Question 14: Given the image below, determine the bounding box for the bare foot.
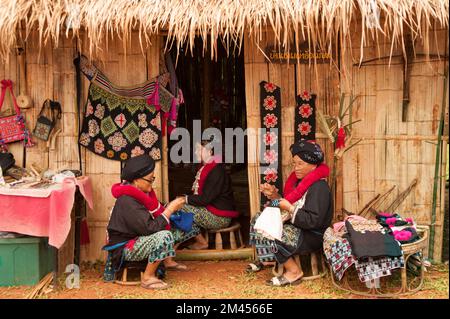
[141,278,169,290]
[165,263,188,271]
[283,271,304,283]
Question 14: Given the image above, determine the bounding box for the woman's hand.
[164,197,186,217]
[278,198,294,213]
[260,183,280,199]
[171,197,186,211]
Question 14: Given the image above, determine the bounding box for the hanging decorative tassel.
[336,119,345,149]
[336,126,346,149]
[147,82,160,107]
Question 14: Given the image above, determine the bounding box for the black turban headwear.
[289,140,324,165]
[121,155,155,182]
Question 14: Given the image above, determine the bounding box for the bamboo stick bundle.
[26,273,53,299]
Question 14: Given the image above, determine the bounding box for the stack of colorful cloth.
[376,212,420,244]
[324,214,413,283]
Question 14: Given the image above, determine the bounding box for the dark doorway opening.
[168,38,250,245]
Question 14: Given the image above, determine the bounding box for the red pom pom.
[336,127,346,149]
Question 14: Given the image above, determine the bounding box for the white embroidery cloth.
[254,207,283,241]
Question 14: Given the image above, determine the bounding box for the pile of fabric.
[323,213,421,283]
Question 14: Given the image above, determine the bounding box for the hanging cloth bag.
[33,99,62,141]
[0,80,32,148]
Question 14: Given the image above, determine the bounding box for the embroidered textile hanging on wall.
[259,81,282,207]
[295,90,316,142]
[78,56,173,161]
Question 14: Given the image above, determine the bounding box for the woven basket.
[401,225,429,255]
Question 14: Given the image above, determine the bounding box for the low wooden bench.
[114,261,146,286]
[272,251,327,280]
[204,221,244,250]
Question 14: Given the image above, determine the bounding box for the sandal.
[246,261,267,273]
[165,263,188,271]
[265,275,303,287]
[141,279,169,290]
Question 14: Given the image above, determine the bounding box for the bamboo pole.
[429,68,448,262]
[174,248,254,261]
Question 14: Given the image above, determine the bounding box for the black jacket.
[105,195,168,270]
[291,179,333,254]
[187,163,237,216]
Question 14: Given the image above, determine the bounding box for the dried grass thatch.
[0,0,448,62]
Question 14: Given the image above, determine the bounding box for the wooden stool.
[115,261,146,286]
[272,251,327,280]
[205,222,244,250]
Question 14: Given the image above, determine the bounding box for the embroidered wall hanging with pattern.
[259,81,282,208]
[78,56,173,161]
[295,90,316,142]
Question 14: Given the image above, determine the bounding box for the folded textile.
[332,215,367,233]
[254,207,283,241]
[393,227,420,244]
[376,212,419,244]
[355,256,404,282]
[377,212,416,227]
[345,219,403,258]
[170,211,194,233]
[323,227,356,281]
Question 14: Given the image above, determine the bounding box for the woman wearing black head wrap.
[248,140,333,287]
[104,155,200,289]
[174,137,239,250]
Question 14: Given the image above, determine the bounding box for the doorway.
[167,38,250,245]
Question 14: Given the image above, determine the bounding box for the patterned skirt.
[249,211,301,264]
[123,230,176,264]
[170,224,201,245]
[180,204,231,231]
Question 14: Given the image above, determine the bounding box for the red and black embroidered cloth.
[259,81,283,207]
[78,56,173,161]
[295,90,316,141]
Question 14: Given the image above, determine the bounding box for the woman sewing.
[104,155,199,289]
[248,140,333,287]
[176,138,239,249]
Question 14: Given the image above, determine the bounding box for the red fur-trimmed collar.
[283,163,330,204]
[111,183,160,211]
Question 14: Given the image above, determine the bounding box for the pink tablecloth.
[0,177,93,249]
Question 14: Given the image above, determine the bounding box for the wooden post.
[202,55,210,130]
[162,121,169,203]
[230,231,237,249]
[244,32,268,217]
[215,232,223,250]
[311,252,319,276]
[147,36,165,200]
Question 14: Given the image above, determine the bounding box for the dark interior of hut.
[167,38,251,246]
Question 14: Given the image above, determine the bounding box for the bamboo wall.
[245,25,449,261]
[340,23,449,261]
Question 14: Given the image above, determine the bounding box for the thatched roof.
[0,0,448,62]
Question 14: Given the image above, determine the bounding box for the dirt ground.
[0,260,448,299]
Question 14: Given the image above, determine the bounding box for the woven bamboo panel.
[340,24,449,261]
